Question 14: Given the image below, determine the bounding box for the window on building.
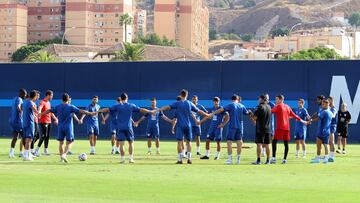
[100,38,103,43]
[37,16,42,20]
[115,13,119,17]
[115,38,118,42]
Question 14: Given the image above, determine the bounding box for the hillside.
[136,0,360,37]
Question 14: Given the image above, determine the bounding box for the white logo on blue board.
[330,76,360,124]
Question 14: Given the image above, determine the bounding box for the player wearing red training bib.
[271,95,307,164]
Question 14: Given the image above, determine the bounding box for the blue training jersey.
[209,106,227,129]
[109,102,140,131]
[85,103,100,127]
[22,100,35,128]
[170,100,199,128]
[51,104,80,130]
[295,107,309,134]
[144,107,164,128]
[9,97,23,126]
[269,101,275,133]
[329,107,338,126]
[316,109,332,136]
[223,102,249,130]
[109,107,117,127]
[190,104,207,127]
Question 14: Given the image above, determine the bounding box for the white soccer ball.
[78,153,87,161]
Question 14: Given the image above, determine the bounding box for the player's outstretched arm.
[103,113,110,121]
[73,114,82,124]
[157,106,171,112]
[39,109,51,117]
[98,108,110,113]
[199,116,209,125]
[218,113,229,128]
[140,108,154,114]
[134,116,146,127]
[79,109,96,116]
[211,108,224,116]
[197,110,210,118]
[161,114,173,124]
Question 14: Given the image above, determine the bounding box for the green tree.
[11,38,67,62]
[111,43,145,61]
[209,29,217,41]
[134,33,176,46]
[271,27,289,38]
[286,47,346,60]
[25,50,60,63]
[349,12,360,28]
[119,13,134,43]
[240,34,253,42]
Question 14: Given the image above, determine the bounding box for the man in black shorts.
[250,95,272,165]
[336,103,351,154]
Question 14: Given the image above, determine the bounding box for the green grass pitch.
[0,138,359,203]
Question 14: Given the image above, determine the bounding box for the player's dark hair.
[231,94,239,101]
[322,99,329,104]
[276,95,284,100]
[45,90,53,97]
[180,89,188,98]
[116,97,121,102]
[19,88,27,99]
[192,95,198,99]
[317,95,325,100]
[298,98,305,103]
[93,95,99,99]
[327,96,333,101]
[259,95,266,101]
[150,98,156,101]
[62,93,70,102]
[176,96,181,101]
[120,93,128,101]
[29,90,37,99]
[213,97,220,102]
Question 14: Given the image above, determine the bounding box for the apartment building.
[154,0,209,58]
[27,0,65,44]
[65,0,133,47]
[134,8,146,37]
[274,27,360,58]
[0,0,27,62]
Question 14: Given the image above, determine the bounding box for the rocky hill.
[136,0,360,36]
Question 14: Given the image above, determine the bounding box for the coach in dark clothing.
[250,95,272,165]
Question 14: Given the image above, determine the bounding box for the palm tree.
[111,43,145,61]
[25,50,60,63]
[119,13,133,43]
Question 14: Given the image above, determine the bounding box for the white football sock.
[330,152,335,158]
[9,148,14,154]
[228,155,232,160]
[205,150,210,157]
[196,146,200,153]
[303,150,306,156]
[215,151,220,157]
[148,147,151,152]
[178,153,183,161]
[129,154,134,160]
[296,150,299,156]
[187,152,192,160]
[24,150,28,158]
